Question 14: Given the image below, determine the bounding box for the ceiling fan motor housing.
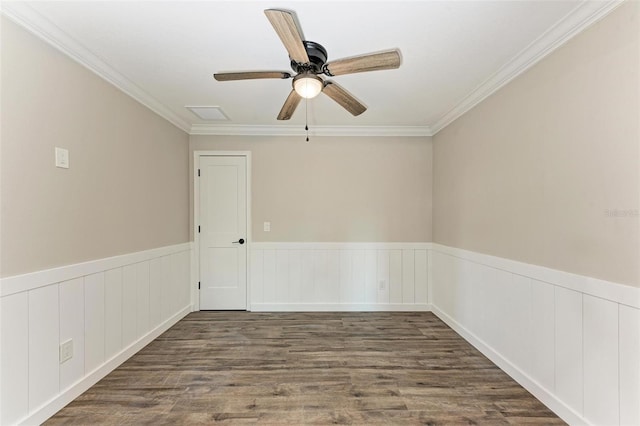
[291,41,328,73]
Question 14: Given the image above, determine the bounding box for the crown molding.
[430,0,624,135]
[190,124,433,137]
[1,2,192,134]
[1,3,429,138]
[2,0,623,138]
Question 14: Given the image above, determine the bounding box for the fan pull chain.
[305,96,310,142]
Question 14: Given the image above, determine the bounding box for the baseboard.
[19,305,191,426]
[250,303,431,312]
[430,304,586,426]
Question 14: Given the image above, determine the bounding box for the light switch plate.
[55,147,69,169]
[263,222,271,232]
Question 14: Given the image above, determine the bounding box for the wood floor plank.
[46,312,564,425]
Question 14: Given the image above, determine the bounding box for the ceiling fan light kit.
[293,74,323,99]
[213,8,401,121]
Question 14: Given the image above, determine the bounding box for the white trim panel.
[23,306,190,426]
[431,305,585,426]
[249,243,429,311]
[252,242,430,251]
[431,243,639,309]
[1,242,191,297]
[430,244,640,426]
[253,242,638,308]
[0,245,192,425]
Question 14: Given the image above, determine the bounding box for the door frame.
[193,151,252,311]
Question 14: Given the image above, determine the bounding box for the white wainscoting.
[249,243,429,311]
[429,244,640,426]
[2,240,637,426]
[0,243,192,426]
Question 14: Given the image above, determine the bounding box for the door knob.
[232,238,245,245]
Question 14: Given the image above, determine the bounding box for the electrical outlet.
[59,339,73,364]
[379,280,387,290]
[263,221,271,232]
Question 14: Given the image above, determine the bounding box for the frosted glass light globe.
[293,74,323,99]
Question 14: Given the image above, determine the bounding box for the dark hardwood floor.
[46,312,564,425]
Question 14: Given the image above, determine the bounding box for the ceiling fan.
[213,9,401,120]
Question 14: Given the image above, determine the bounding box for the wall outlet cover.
[59,339,73,364]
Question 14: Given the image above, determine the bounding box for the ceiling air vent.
[186,106,229,120]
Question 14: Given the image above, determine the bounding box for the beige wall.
[190,135,432,242]
[1,18,190,277]
[433,2,639,287]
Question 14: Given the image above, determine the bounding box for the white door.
[199,156,247,310]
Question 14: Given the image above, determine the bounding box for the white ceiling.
[2,1,621,136]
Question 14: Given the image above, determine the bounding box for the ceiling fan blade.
[323,49,401,76]
[264,9,309,64]
[214,71,291,81]
[322,81,367,116]
[277,90,302,120]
